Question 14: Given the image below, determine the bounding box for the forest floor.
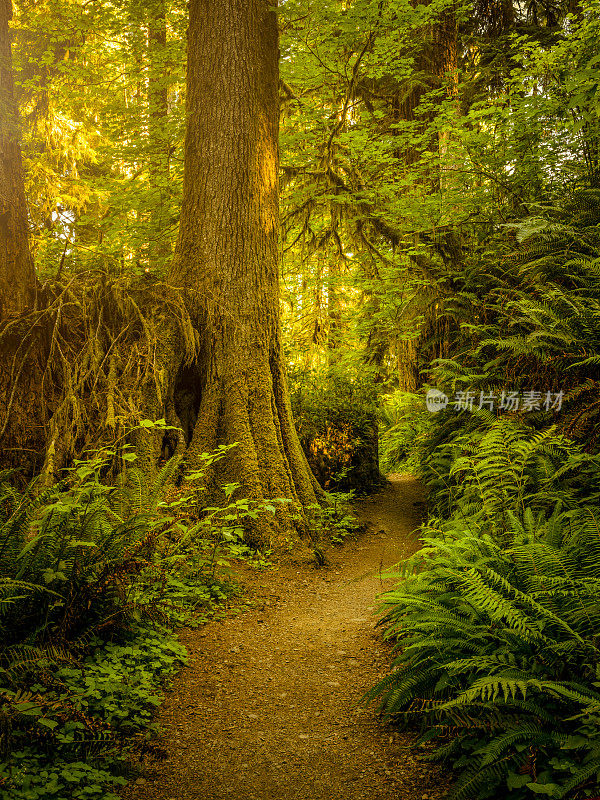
[121,474,451,800]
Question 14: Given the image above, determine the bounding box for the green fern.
[369,420,600,799]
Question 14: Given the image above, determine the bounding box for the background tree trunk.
[170,0,321,529]
[147,0,171,271]
[0,0,34,318]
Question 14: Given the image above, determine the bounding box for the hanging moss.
[0,273,197,482]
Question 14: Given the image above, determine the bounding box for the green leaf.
[38,718,59,730]
[507,773,531,789]
[526,782,562,797]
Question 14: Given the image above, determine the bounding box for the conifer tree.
[0,0,34,318]
[170,0,321,520]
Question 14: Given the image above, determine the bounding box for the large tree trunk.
[169,0,321,529]
[0,0,34,318]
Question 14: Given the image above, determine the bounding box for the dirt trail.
[123,475,449,800]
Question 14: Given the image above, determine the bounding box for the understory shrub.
[424,189,600,451]
[306,490,360,546]
[0,434,258,799]
[379,391,430,474]
[289,366,383,493]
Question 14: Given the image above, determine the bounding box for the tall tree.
[170,0,321,519]
[147,0,171,271]
[0,0,34,317]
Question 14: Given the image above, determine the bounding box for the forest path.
[122,475,450,800]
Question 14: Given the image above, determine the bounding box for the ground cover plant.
[0,435,271,800]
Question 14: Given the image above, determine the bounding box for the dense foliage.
[0,438,268,799]
[3,0,600,796]
[289,366,383,492]
[369,418,600,799]
[368,149,600,799]
[364,6,600,793]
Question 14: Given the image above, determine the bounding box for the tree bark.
[147,0,171,271]
[170,0,321,529]
[0,0,34,318]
